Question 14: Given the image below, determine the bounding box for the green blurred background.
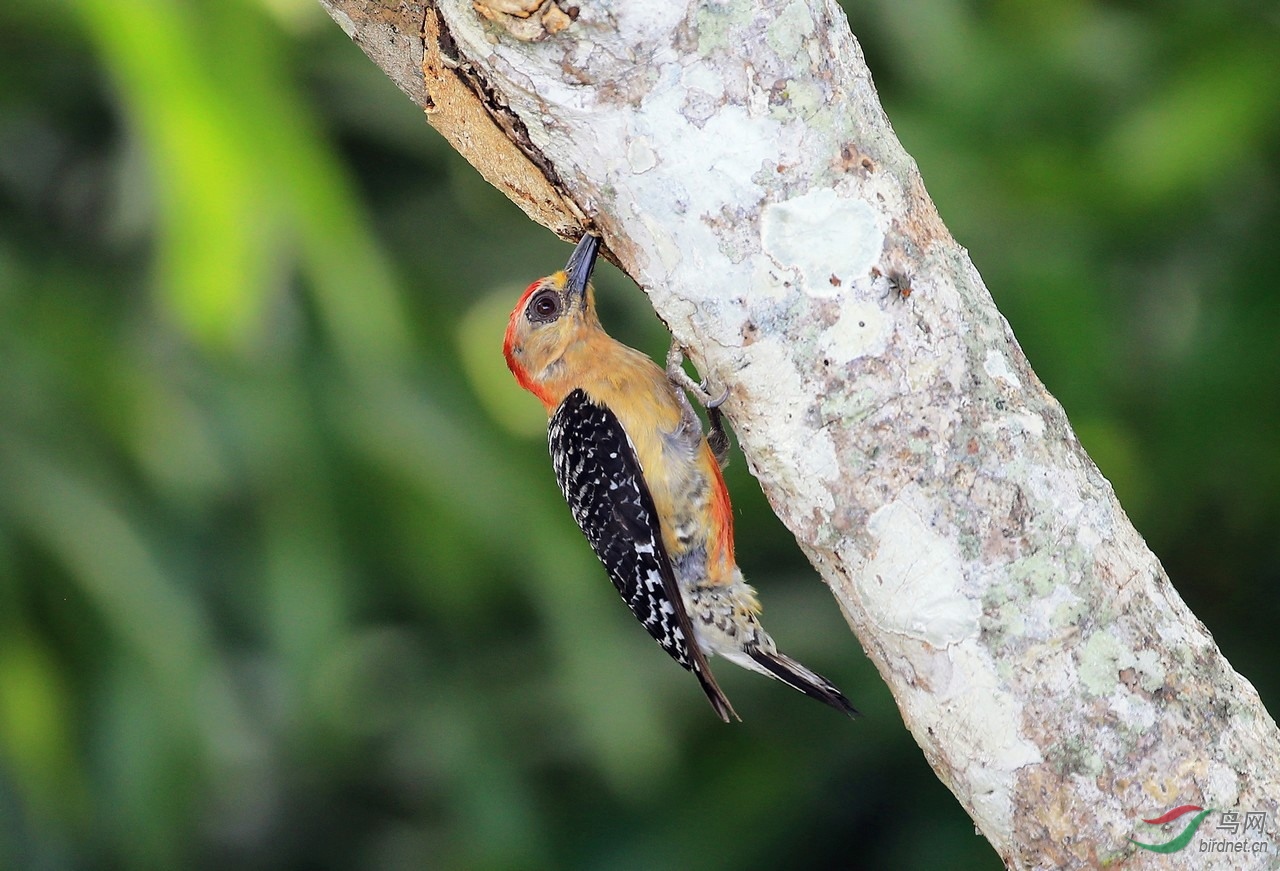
[1,0,1277,868]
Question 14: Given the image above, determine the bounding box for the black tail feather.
[694,661,740,723]
[747,648,860,718]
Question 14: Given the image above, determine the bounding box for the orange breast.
[576,340,737,585]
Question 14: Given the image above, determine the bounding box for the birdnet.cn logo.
[1128,804,1271,855]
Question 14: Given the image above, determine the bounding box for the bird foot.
[667,340,731,468]
[666,341,728,408]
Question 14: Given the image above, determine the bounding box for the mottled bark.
[319,1,1280,866]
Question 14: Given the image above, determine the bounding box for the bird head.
[504,234,601,408]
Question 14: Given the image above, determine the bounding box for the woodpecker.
[503,233,858,722]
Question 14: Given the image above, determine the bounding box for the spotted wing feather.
[548,389,737,722]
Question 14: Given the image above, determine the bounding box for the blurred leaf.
[77,0,279,353]
[0,630,85,828]
[1103,48,1280,204]
[78,0,411,371]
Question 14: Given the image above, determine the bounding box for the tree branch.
[319,0,1280,866]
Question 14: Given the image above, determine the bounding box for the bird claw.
[704,384,729,409]
[666,341,729,409]
[667,340,731,469]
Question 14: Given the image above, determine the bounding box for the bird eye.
[527,289,562,324]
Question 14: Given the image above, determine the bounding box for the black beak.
[563,233,601,303]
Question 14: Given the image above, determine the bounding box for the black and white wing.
[548,388,737,722]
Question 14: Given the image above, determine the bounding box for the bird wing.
[548,388,737,722]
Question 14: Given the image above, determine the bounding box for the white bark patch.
[984,411,1046,440]
[626,137,657,174]
[822,300,891,363]
[861,499,1040,838]
[749,257,797,302]
[1133,647,1167,692]
[983,348,1021,389]
[946,646,1043,835]
[1206,764,1241,809]
[739,339,838,512]
[760,189,882,298]
[1108,689,1157,732]
[864,498,978,645]
[328,7,357,38]
[637,212,683,278]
